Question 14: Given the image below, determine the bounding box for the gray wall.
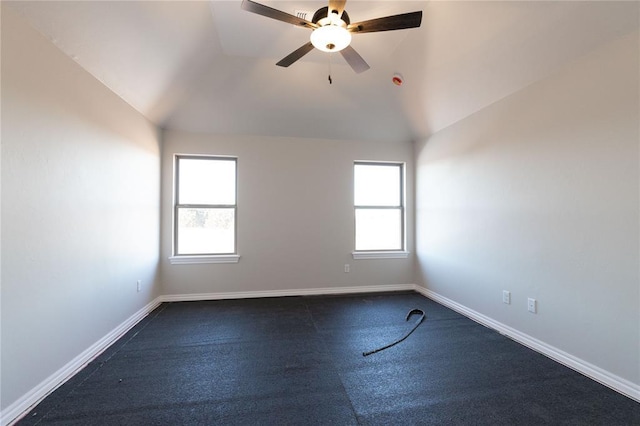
[161,131,414,296]
[1,6,162,411]
[415,31,639,387]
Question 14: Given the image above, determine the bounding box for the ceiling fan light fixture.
[242,0,423,73]
[310,24,351,52]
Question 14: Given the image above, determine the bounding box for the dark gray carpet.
[18,292,640,425]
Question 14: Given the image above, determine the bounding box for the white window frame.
[352,161,409,260]
[169,155,240,265]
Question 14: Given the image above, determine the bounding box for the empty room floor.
[18,292,640,425]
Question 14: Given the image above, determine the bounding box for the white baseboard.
[2,284,414,425]
[414,285,640,403]
[6,283,636,426]
[160,283,416,302]
[1,298,163,426]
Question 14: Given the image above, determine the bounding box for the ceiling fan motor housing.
[312,6,350,25]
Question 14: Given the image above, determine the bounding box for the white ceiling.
[5,1,639,142]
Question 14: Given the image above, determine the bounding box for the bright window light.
[175,156,237,255]
[354,162,404,251]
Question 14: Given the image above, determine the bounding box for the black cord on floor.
[363,309,425,356]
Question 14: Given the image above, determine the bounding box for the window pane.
[354,164,400,206]
[177,208,235,254]
[355,209,402,251]
[178,158,236,205]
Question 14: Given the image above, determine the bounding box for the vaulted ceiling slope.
[6,1,639,142]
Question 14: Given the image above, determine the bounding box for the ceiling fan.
[241,0,423,73]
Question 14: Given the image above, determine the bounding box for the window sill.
[352,251,410,260]
[168,255,240,265]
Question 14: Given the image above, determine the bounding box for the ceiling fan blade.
[340,45,370,74]
[328,0,347,18]
[348,11,422,34]
[276,42,315,67]
[241,0,317,29]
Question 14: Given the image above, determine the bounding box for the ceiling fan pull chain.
[328,54,333,84]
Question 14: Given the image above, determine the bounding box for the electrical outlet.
[344,264,350,273]
[502,290,511,304]
[528,298,537,313]
[137,280,141,292]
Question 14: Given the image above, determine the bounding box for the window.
[173,156,237,259]
[354,162,405,253]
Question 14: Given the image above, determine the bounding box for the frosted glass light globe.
[310,25,351,52]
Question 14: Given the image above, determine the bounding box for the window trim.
[353,161,406,254]
[168,254,240,265]
[351,251,409,260]
[173,154,238,258]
